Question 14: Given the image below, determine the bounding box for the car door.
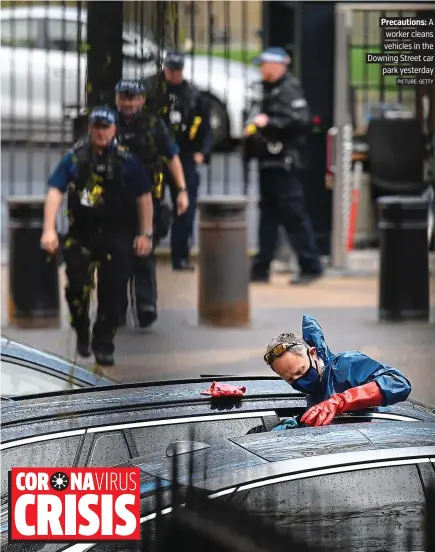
[77,410,280,469]
[46,450,435,552]
[231,459,430,551]
[0,432,84,543]
[0,15,47,133]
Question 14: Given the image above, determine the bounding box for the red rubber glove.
[201,382,246,398]
[300,381,384,427]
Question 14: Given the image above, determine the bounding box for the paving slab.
[1,261,435,408]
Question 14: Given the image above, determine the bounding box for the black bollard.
[197,196,250,327]
[8,196,60,329]
[377,196,430,322]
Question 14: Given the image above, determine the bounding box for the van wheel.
[207,94,230,150]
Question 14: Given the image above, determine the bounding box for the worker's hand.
[134,235,152,257]
[193,153,204,165]
[254,113,269,128]
[301,396,343,426]
[40,229,59,255]
[300,382,384,427]
[177,189,189,215]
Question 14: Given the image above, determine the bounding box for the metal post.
[197,197,250,327]
[7,197,60,329]
[73,114,89,142]
[331,5,352,270]
[87,2,123,109]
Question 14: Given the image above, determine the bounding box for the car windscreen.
[1,359,81,397]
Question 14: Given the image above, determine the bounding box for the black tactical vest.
[167,82,201,146]
[144,74,200,145]
[117,112,162,180]
[67,137,134,233]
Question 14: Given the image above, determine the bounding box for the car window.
[131,417,264,457]
[45,19,87,52]
[1,436,81,499]
[1,18,42,48]
[0,359,81,396]
[87,432,131,467]
[237,463,427,550]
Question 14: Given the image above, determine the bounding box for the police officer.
[115,79,189,328]
[40,106,154,366]
[144,50,213,271]
[245,47,323,285]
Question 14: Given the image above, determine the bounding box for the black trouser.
[169,156,199,266]
[252,166,322,276]
[120,238,158,317]
[64,230,133,354]
[120,199,160,318]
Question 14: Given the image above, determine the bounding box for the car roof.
[133,422,435,494]
[2,375,435,439]
[0,376,302,424]
[1,336,113,388]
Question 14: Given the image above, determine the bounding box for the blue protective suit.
[301,314,412,409]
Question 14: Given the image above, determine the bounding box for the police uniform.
[115,79,180,327]
[48,107,152,365]
[143,51,213,271]
[246,48,323,285]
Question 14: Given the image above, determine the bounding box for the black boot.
[94,350,115,367]
[137,304,157,328]
[250,264,270,283]
[173,260,195,272]
[76,330,91,358]
[290,271,323,285]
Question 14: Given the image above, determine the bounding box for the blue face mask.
[291,350,321,395]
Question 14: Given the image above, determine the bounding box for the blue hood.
[301,314,335,364]
[299,314,411,409]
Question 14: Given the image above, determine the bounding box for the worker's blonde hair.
[265,333,308,357]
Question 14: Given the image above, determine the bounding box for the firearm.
[242,135,253,194]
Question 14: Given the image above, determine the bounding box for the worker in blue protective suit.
[264,314,412,428]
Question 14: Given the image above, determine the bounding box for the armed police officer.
[144,50,212,271]
[245,47,323,285]
[41,107,154,366]
[115,79,189,328]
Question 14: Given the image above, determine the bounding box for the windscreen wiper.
[200,374,234,378]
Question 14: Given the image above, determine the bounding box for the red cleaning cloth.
[201,381,246,398]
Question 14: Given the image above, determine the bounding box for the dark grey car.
[80,422,435,552]
[2,378,435,551]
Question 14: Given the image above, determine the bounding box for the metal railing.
[0,0,261,248]
[330,2,435,270]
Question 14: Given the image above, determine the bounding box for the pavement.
[2,253,435,408]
